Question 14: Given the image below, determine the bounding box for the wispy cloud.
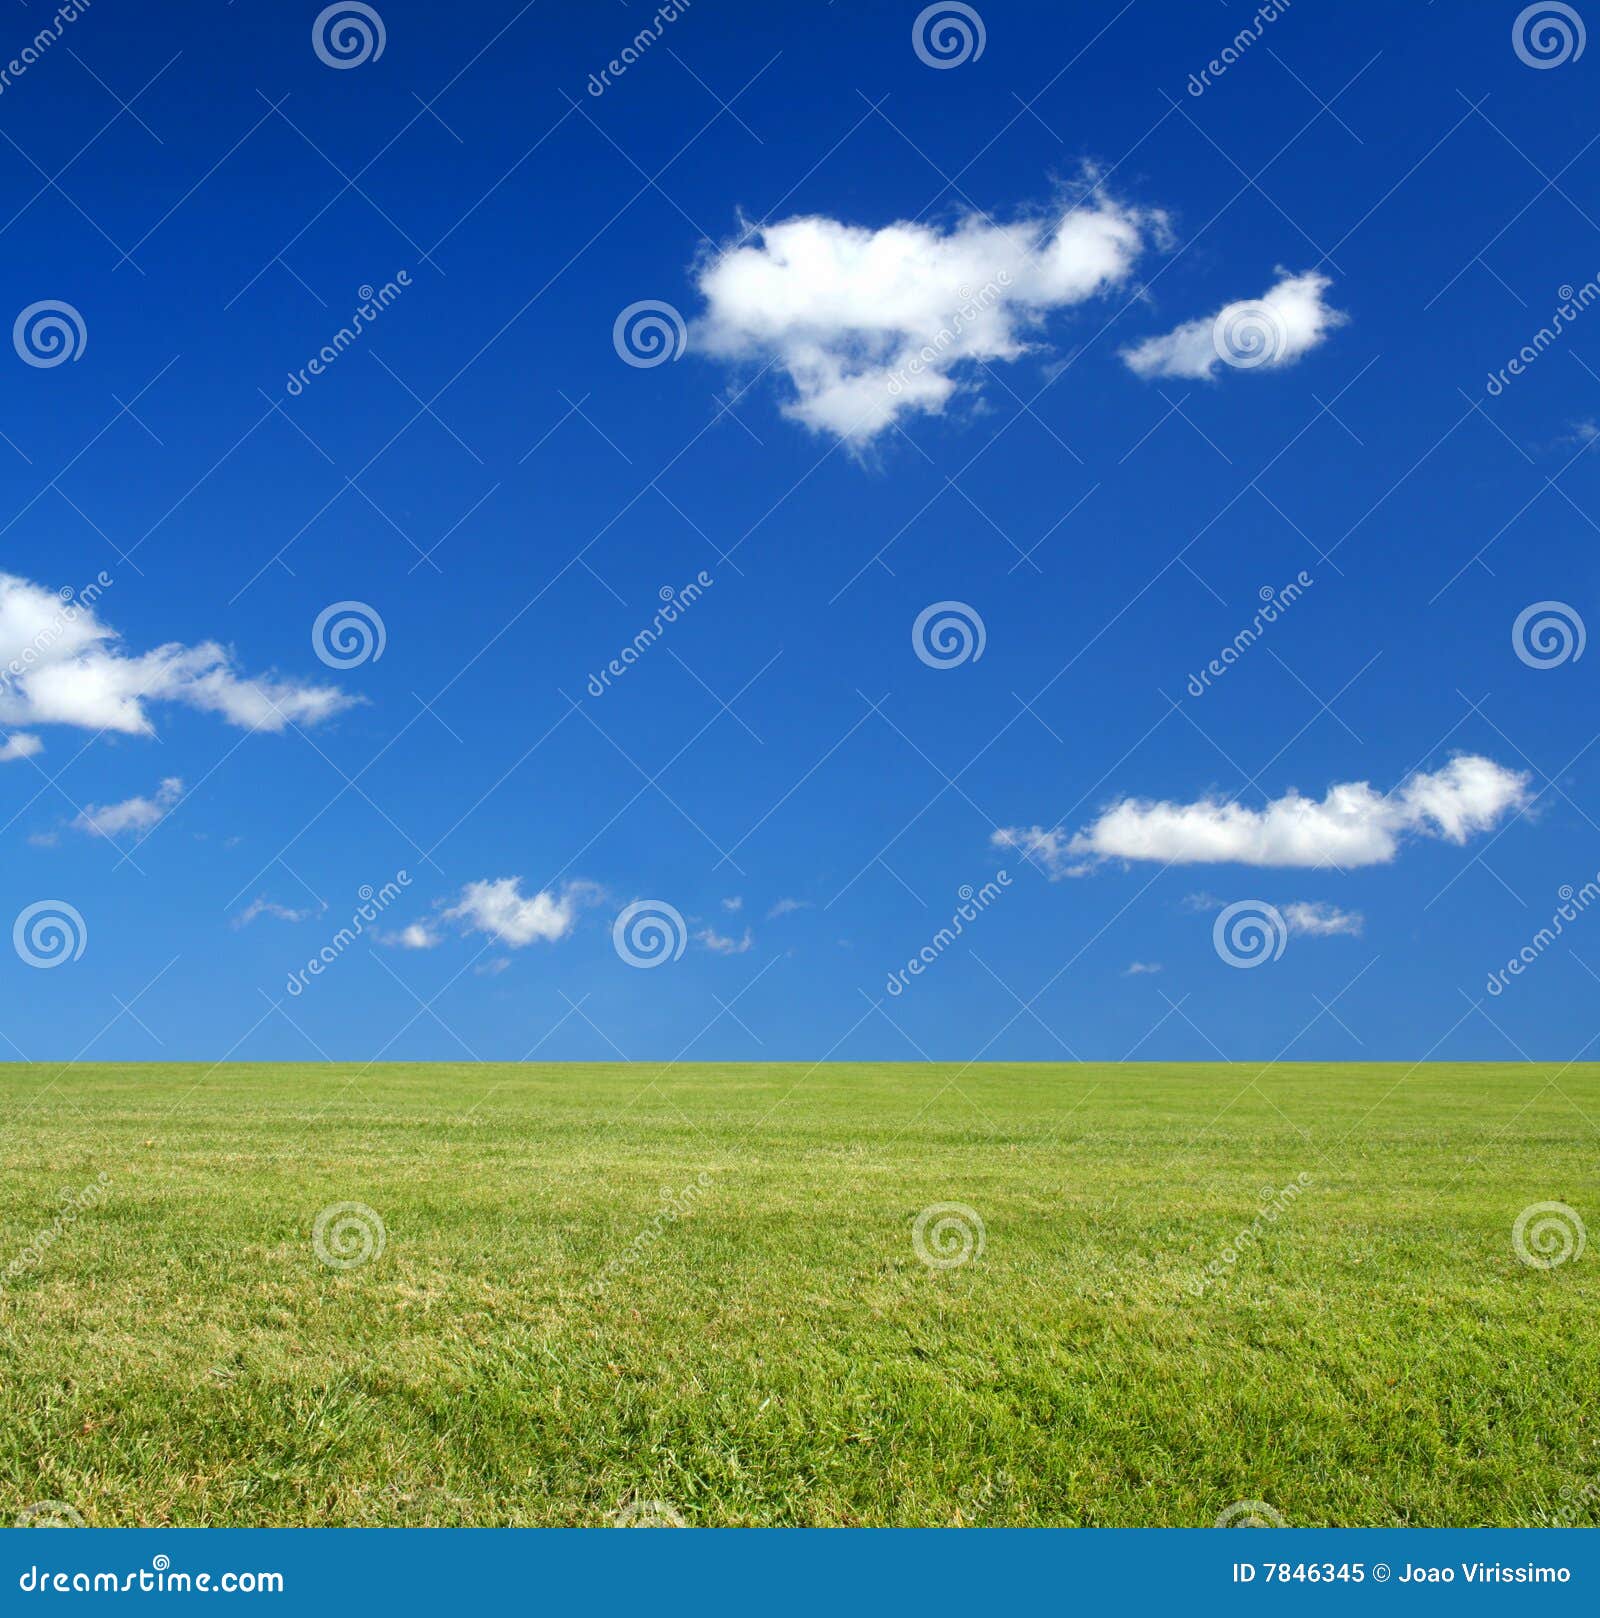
[1282,901,1364,937]
[697,925,754,956]
[73,776,183,839]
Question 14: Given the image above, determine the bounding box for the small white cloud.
[0,732,41,762]
[721,896,744,912]
[0,572,352,740]
[697,925,753,956]
[73,776,182,839]
[996,755,1529,873]
[1121,269,1346,380]
[1124,961,1163,976]
[442,877,599,948]
[377,922,442,950]
[27,830,57,848]
[767,897,811,919]
[1281,901,1363,937]
[696,187,1163,443]
[474,957,511,976]
[234,895,324,928]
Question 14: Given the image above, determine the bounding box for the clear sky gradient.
[2,0,1596,1064]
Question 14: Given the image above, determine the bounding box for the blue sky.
[2,0,1598,1064]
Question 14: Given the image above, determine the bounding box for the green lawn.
[0,1062,1595,1527]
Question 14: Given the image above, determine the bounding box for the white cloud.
[0,732,41,762]
[721,896,744,912]
[1282,901,1363,937]
[73,776,182,838]
[767,897,810,919]
[234,895,323,927]
[996,755,1529,873]
[1124,961,1163,976]
[1121,270,1346,380]
[0,572,352,744]
[377,922,441,950]
[442,877,598,948]
[695,189,1162,443]
[697,925,753,956]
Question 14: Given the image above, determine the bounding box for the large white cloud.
[694,191,1162,442]
[1120,269,1346,380]
[0,572,351,748]
[996,756,1529,874]
[442,877,600,948]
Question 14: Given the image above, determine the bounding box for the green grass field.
[0,1062,1595,1528]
